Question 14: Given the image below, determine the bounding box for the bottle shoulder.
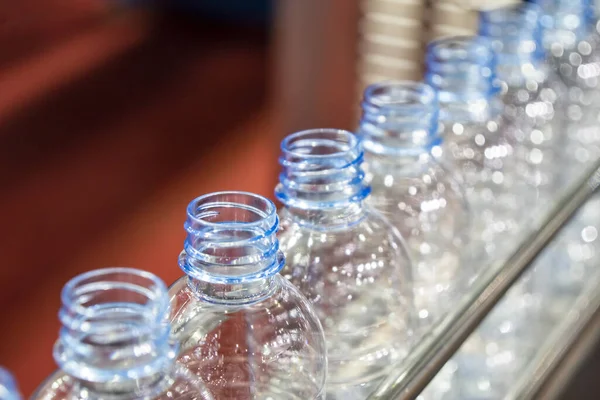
[364,158,465,199]
[170,275,318,312]
[32,371,71,400]
[167,276,327,399]
[168,275,325,343]
[277,208,412,279]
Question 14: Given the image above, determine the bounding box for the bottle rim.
[426,35,496,67]
[60,267,169,325]
[361,80,437,113]
[280,128,360,160]
[55,267,175,384]
[186,191,278,231]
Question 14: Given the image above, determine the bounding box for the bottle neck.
[426,36,502,121]
[180,192,284,304]
[54,268,176,398]
[275,129,371,229]
[358,81,441,162]
[480,4,548,88]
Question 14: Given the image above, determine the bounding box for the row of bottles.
[422,0,600,398]
[4,0,600,399]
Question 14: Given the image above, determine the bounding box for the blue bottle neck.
[53,268,177,398]
[180,191,284,304]
[275,129,370,229]
[358,81,441,162]
[425,36,503,122]
[480,4,548,87]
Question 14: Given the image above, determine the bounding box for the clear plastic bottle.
[274,128,414,399]
[33,267,212,400]
[358,81,471,330]
[480,3,567,207]
[0,368,21,400]
[169,191,327,400]
[426,37,542,398]
[425,35,521,261]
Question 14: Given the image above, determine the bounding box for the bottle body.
[169,274,326,400]
[499,69,565,203]
[430,79,519,259]
[425,36,540,397]
[481,3,568,207]
[425,36,525,261]
[364,155,469,329]
[275,129,414,399]
[278,207,412,398]
[358,81,471,329]
[168,192,327,400]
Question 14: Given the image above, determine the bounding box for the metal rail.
[369,158,600,400]
[508,271,600,400]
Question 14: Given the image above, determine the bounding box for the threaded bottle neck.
[425,36,502,121]
[480,3,546,84]
[54,268,175,393]
[180,191,284,303]
[425,36,500,102]
[359,81,440,158]
[275,129,371,209]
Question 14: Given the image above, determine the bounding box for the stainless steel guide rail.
[506,272,600,400]
[369,158,600,400]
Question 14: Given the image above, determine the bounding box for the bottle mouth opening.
[60,267,169,335]
[56,268,175,383]
[182,192,282,283]
[426,36,496,68]
[362,81,437,114]
[359,80,440,155]
[187,191,277,230]
[281,129,359,159]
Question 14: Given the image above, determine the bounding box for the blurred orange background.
[0,0,292,395]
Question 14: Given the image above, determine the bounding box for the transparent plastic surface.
[0,368,21,400]
[535,0,600,179]
[420,190,600,400]
[33,268,211,400]
[358,81,471,330]
[480,3,567,204]
[424,35,542,393]
[274,129,414,399]
[425,36,522,261]
[169,192,327,400]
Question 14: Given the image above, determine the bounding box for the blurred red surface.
[0,3,276,395]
